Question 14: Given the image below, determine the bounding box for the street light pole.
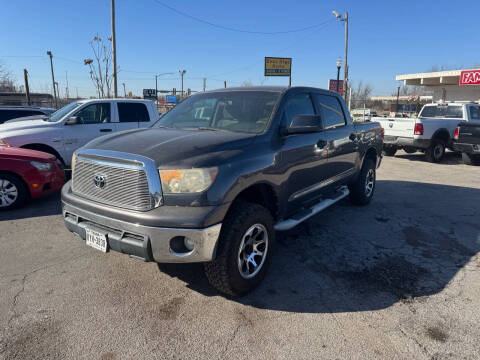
[111,0,118,98]
[46,51,57,108]
[179,70,186,98]
[333,10,349,102]
[155,72,175,99]
[336,58,342,93]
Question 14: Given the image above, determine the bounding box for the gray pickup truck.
[62,86,383,296]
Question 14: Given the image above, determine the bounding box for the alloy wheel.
[0,179,18,208]
[365,169,375,197]
[237,223,269,279]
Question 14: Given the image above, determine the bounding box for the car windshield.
[46,102,81,122]
[420,105,463,119]
[154,91,280,134]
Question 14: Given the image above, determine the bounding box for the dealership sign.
[328,79,344,95]
[265,57,292,76]
[459,70,480,85]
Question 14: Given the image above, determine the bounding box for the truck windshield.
[46,102,80,122]
[420,105,463,119]
[154,91,280,133]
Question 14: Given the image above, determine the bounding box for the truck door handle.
[100,128,112,132]
[349,133,356,141]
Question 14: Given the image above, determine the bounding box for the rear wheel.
[383,146,397,157]
[404,147,416,154]
[204,201,274,296]
[0,173,27,210]
[425,140,445,163]
[349,158,376,206]
[462,152,480,166]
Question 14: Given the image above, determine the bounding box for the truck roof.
[205,85,337,94]
[76,98,154,104]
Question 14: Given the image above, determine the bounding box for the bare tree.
[0,61,16,92]
[84,35,113,98]
[241,80,253,87]
[350,81,373,106]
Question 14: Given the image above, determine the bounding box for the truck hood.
[5,115,48,123]
[0,146,56,162]
[84,128,257,167]
[0,119,54,132]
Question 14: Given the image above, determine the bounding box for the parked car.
[61,86,383,296]
[453,122,480,165]
[0,106,55,124]
[0,99,160,167]
[375,102,480,162]
[0,139,65,210]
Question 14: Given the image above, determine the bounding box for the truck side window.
[315,95,346,128]
[283,93,315,127]
[75,103,111,124]
[470,105,480,120]
[118,103,150,122]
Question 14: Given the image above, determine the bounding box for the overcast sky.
[1,0,478,98]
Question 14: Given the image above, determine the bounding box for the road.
[1,151,479,359]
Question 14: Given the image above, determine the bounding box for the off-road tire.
[348,158,376,206]
[383,146,397,157]
[462,152,480,166]
[425,140,445,163]
[204,201,274,296]
[0,172,27,211]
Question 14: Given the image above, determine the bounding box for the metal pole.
[344,11,349,102]
[289,75,291,87]
[122,83,126,97]
[224,80,226,88]
[336,66,340,93]
[203,77,206,92]
[181,73,184,98]
[23,69,31,105]
[155,75,158,99]
[111,0,118,98]
[47,51,57,108]
[396,86,400,112]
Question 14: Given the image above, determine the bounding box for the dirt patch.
[100,352,117,360]
[1,319,66,360]
[154,296,185,320]
[426,325,449,343]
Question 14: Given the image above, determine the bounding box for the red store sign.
[459,69,480,85]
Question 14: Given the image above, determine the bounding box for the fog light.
[184,237,195,251]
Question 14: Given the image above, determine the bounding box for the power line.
[152,0,333,35]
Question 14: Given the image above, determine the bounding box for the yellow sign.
[265,57,292,76]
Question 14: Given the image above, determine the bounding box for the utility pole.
[224,80,227,88]
[23,69,31,106]
[179,70,186,98]
[46,51,57,108]
[203,77,206,92]
[65,71,69,99]
[54,82,60,101]
[333,10,349,102]
[396,86,401,113]
[111,0,118,98]
[122,83,126,97]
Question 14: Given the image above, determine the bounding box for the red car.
[0,140,65,210]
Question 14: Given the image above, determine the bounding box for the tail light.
[454,126,459,140]
[414,123,424,135]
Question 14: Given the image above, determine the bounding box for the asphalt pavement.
[1,151,479,359]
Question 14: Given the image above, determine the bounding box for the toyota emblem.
[93,175,107,189]
[389,123,393,128]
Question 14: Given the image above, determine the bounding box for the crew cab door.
[63,102,116,163]
[312,93,357,182]
[277,92,329,216]
[115,102,153,131]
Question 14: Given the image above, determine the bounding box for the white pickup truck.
[374,102,480,162]
[0,99,159,167]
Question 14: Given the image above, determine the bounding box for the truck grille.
[72,159,153,211]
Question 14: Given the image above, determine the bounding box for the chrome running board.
[274,187,350,231]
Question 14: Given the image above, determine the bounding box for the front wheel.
[349,158,376,206]
[0,173,27,210]
[204,201,274,296]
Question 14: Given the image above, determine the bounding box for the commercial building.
[396,69,480,102]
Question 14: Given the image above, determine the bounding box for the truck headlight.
[159,168,218,194]
[30,161,53,172]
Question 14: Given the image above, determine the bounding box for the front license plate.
[85,228,107,252]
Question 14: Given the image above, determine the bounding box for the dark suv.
[0,106,55,124]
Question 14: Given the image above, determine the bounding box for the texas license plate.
[85,227,107,252]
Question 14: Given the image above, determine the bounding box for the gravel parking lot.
[0,151,479,360]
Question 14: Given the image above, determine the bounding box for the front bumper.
[28,164,65,199]
[62,201,222,263]
[383,136,431,149]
